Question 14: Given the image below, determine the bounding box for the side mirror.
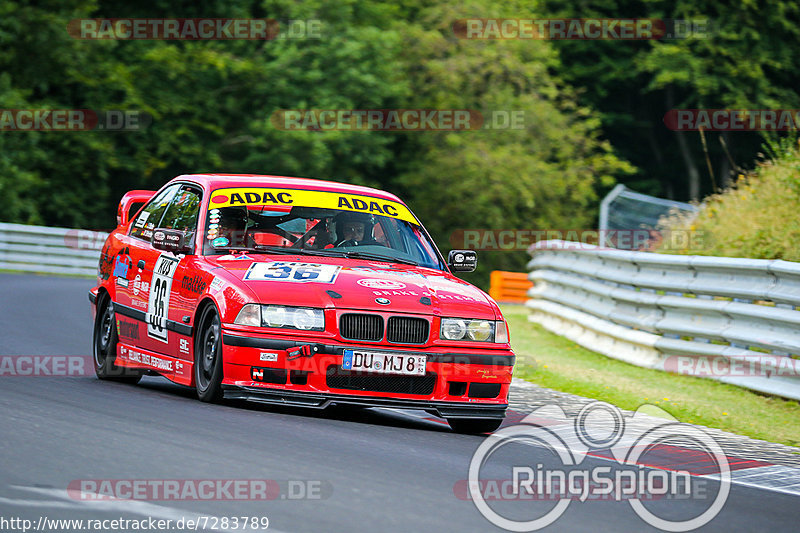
[448,250,477,272]
[152,228,193,255]
[117,190,156,226]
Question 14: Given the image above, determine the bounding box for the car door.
[153,184,204,375]
[114,184,181,348]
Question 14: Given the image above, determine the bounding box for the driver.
[334,211,377,247]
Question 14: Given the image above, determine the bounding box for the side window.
[130,185,180,241]
[161,187,202,233]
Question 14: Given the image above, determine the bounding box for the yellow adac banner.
[208,187,419,225]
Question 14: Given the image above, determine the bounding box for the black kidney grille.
[339,313,384,341]
[387,317,429,344]
[326,366,437,396]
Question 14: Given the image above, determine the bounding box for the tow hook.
[286,344,322,360]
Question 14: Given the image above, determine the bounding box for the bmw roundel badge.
[375,297,391,305]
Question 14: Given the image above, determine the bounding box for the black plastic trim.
[113,301,193,336]
[221,334,515,366]
[222,384,508,418]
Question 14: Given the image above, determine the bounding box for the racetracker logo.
[664,109,800,131]
[67,19,322,40]
[466,402,730,531]
[453,18,710,40]
[67,479,332,501]
[0,355,94,376]
[0,110,150,131]
[450,229,705,252]
[664,354,800,377]
[269,109,526,131]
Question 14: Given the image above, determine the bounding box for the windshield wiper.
[339,250,419,266]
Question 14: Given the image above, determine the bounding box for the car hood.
[207,254,498,318]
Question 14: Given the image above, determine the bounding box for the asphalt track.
[0,273,798,532]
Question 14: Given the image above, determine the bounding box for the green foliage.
[657,140,800,261]
[0,0,634,287]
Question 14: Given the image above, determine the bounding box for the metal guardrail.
[526,240,800,400]
[0,223,107,277]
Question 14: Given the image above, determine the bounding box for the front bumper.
[221,331,514,418]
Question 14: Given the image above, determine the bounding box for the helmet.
[334,211,374,246]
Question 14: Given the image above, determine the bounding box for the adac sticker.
[208,187,418,225]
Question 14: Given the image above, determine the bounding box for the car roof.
[175,174,405,203]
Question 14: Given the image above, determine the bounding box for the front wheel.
[194,305,224,403]
[447,418,503,435]
[93,294,142,384]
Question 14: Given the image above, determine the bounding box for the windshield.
[203,190,444,270]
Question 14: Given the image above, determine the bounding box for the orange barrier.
[489,270,533,303]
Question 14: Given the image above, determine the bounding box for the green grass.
[502,304,800,447]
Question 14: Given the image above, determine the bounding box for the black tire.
[93,294,142,384]
[447,418,503,435]
[194,304,224,403]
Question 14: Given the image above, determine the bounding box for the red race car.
[89,174,515,433]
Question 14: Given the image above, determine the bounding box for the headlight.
[234,304,325,331]
[440,318,495,342]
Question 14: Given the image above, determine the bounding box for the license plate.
[342,350,427,376]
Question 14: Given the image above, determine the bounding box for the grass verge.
[502,304,800,447]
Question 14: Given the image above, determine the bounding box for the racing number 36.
[245,262,341,284]
[147,254,180,342]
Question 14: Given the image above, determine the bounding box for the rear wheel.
[194,305,224,403]
[93,294,142,384]
[447,418,503,435]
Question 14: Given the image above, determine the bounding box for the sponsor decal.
[259,352,279,362]
[116,319,139,341]
[116,277,129,288]
[181,274,207,295]
[98,241,115,280]
[244,262,341,283]
[112,247,132,280]
[357,278,406,290]
[208,187,418,225]
[179,338,190,355]
[130,298,148,310]
[209,277,224,290]
[212,236,229,247]
[132,273,149,296]
[121,346,174,372]
[146,254,180,343]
